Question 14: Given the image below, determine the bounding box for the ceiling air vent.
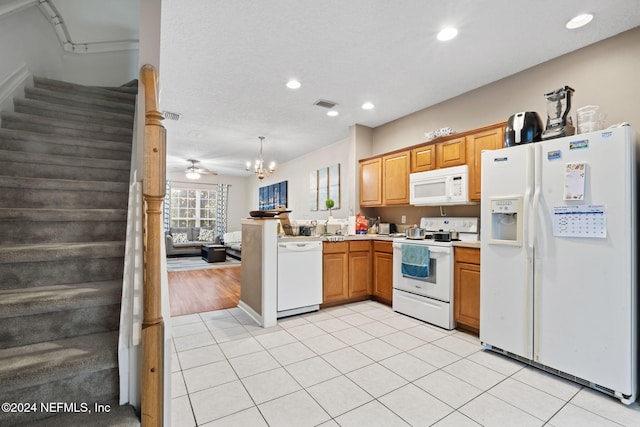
[314,99,338,109]
[162,111,182,121]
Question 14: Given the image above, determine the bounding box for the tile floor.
[170,301,640,426]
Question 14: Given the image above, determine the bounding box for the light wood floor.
[168,267,240,317]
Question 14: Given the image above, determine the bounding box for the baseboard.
[238,300,264,327]
[0,63,31,113]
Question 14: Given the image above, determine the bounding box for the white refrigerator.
[480,126,637,404]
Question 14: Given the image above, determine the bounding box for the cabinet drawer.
[323,241,348,254]
[349,240,371,252]
[373,240,393,254]
[454,247,480,264]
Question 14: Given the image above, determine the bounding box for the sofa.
[223,231,242,260]
[165,227,221,256]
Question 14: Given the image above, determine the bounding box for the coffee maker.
[541,86,575,140]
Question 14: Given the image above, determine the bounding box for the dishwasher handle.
[278,241,322,251]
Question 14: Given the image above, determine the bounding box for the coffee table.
[201,244,226,263]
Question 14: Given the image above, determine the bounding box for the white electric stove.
[392,217,478,329]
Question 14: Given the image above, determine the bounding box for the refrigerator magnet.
[563,162,586,200]
[547,150,561,160]
[569,139,589,150]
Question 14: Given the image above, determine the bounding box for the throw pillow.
[172,232,189,244]
[198,228,215,242]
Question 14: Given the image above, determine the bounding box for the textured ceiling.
[158,0,640,177]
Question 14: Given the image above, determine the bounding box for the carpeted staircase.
[0,77,140,426]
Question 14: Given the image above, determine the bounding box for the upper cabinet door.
[360,157,382,206]
[466,126,504,201]
[411,144,437,173]
[382,151,410,205]
[436,137,466,168]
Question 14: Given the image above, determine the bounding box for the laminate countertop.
[452,240,481,249]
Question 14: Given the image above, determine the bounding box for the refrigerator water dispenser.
[488,197,523,246]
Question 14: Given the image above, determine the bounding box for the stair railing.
[139,64,165,426]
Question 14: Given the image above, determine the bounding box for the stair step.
[0,281,121,318]
[0,256,124,290]
[0,330,118,391]
[14,97,134,129]
[0,241,125,290]
[0,332,119,425]
[34,76,137,104]
[0,208,127,244]
[1,112,133,144]
[25,87,135,115]
[0,129,131,161]
[0,149,130,182]
[0,241,126,264]
[0,281,121,348]
[0,176,128,209]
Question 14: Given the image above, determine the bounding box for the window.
[170,188,217,228]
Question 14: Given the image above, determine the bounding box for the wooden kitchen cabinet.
[410,144,436,173]
[466,125,504,201]
[322,242,349,303]
[359,157,382,206]
[454,247,480,334]
[436,136,466,169]
[372,241,393,304]
[322,240,372,305]
[382,151,410,205]
[348,241,371,297]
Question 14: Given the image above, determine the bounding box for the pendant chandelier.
[246,136,276,180]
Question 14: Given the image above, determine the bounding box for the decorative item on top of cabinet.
[359,157,382,206]
[372,240,393,305]
[466,125,504,201]
[453,246,480,334]
[436,136,466,169]
[382,151,410,205]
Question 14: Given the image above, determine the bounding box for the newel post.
[140,64,166,427]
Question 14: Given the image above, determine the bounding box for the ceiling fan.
[185,159,217,179]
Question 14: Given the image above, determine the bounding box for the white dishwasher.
[277,240,323,318]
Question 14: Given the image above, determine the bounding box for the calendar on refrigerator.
[552,204,606,238]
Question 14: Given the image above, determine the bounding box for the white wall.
[0,7,59,96]
[167,172,250,232]
[363,27,640,226]
[245,136,353,223]
[372,27,640,155]
[0,5,138,88]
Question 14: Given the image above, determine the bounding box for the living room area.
[165,175,249,317]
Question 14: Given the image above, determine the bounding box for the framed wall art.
[258,180,288,210]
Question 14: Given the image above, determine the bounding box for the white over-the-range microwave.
[409,164,474,206]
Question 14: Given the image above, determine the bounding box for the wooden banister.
[140,64,166,427]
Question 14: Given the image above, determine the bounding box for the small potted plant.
[325,198,335,220]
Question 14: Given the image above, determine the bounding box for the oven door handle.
[393,243,451,254]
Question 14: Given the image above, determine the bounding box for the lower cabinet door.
[323,252,348,303]
[373,251,393,302]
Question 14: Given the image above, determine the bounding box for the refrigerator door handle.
[523,147,534,257]
[532,144,542,360]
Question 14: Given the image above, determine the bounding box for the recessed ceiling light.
[362,102,375,110]
[566,13,593,29]
[437,27,458,41]
[286,79,301,89]
[327,110,339,117]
